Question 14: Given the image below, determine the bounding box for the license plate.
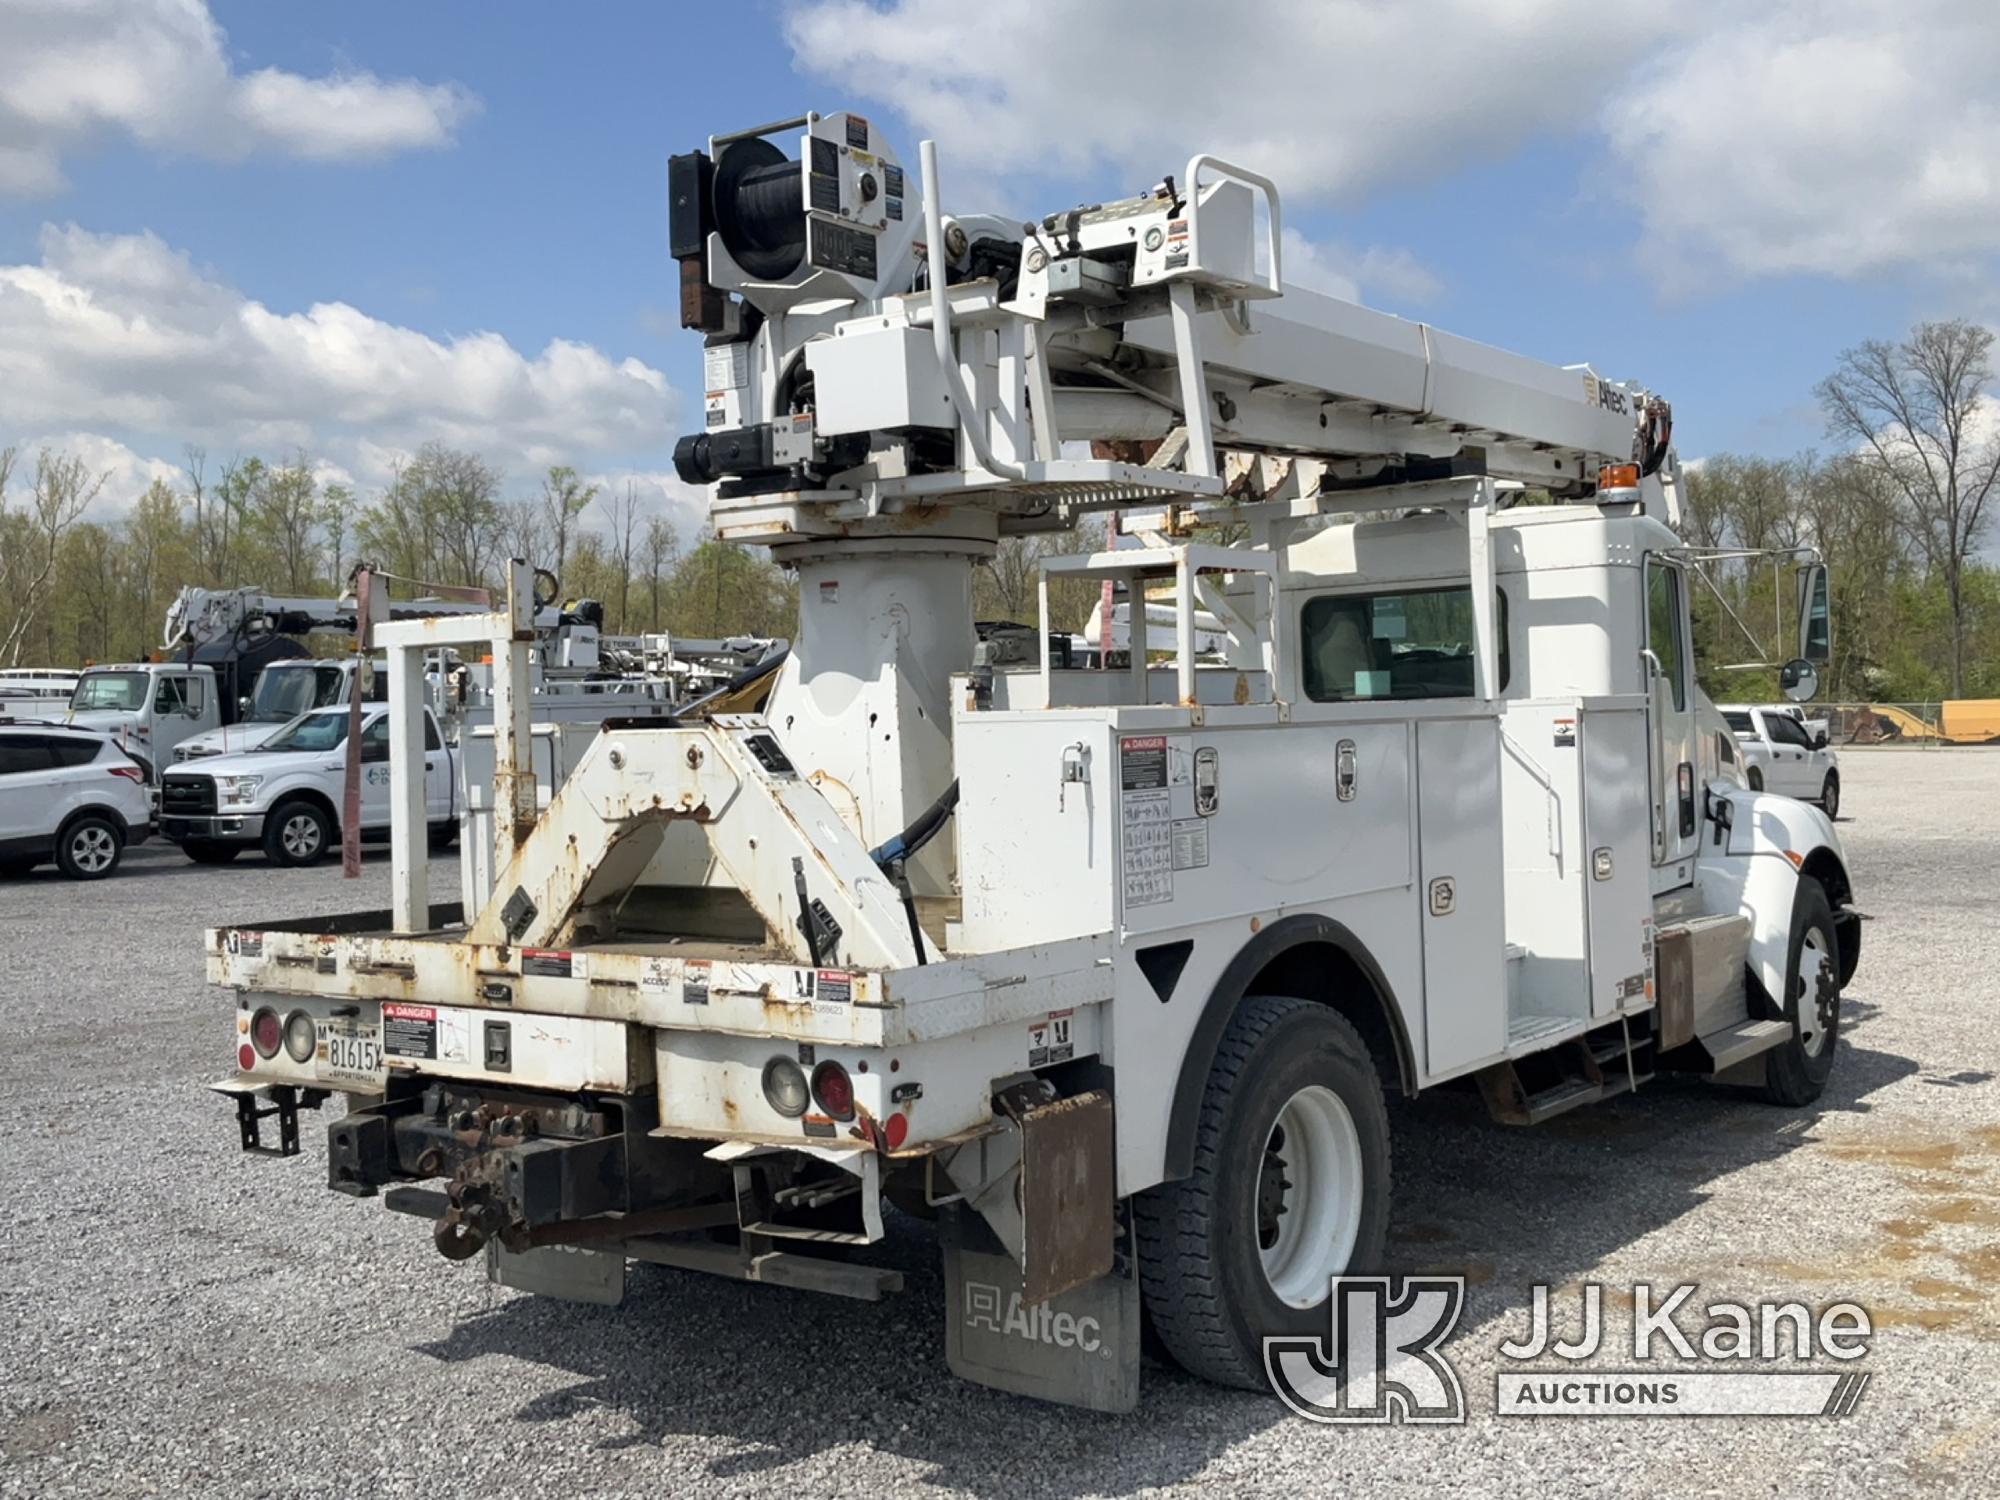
[316,1017,384,1086]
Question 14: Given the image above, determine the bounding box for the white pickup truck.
[1720,703,1841,817]
[158,704,456,865]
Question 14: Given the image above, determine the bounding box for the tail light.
[883,1112,909,1150]
[237,1043,255,1072]
[250,1006,283,1059]
[811,1060,855,1120]
[108,765,145,782]
[762,1056,809,1117]
[284,1011,316,1063]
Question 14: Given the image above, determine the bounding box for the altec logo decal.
[964,1282,1104,1354]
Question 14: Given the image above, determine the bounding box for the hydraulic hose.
[870,779,960,868]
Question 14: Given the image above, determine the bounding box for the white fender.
[1694,783,1850,1004]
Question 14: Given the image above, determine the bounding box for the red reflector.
[811,1060,854,1120]
[108,764,145,782]
[883,1112,909,1150]
[237,1043,255,1072]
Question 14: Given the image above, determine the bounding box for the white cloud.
[784,0,2000,286]
[1604,1,2000,282]
[9,431,179,513]
[0,0,476,194]
[0,224,680,509]
[1276,229,1442,308]
[784,0,1663,202]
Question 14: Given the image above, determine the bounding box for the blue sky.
[1,0,1993,526]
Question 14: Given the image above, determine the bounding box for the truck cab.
[174,658,385,764]
[65,663,223,782]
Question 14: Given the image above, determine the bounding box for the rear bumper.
[161,812,264,843]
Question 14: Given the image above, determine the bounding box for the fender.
[1162,913,1415,1181]
[1695,788,1855,1004]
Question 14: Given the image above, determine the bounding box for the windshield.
[69,672,150,712]
[248,663,347,722]
[263,712,353,753]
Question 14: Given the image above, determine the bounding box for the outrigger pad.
[940,1207,1140,1414]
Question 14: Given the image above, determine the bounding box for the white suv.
[0,724,153,879]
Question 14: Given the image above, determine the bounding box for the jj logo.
[1264,1277,1467,1424]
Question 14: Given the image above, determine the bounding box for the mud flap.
[939,1205,1140,1414]
[486,1241,626,1306]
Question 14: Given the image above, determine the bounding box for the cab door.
[1644,556,1698,887]
[1762,711,1815,795]
[357,714,393,828]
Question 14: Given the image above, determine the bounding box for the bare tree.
[641,513,679,631]
[601,480,643,630]
[1818,319,2000,694]
[183,444,208,575]
[540,465,599,585]
[250,452,321,593]
[1,448,107,664]
[498,498,550,569]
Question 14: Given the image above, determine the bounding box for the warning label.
[382,1003,472,1063]
[522,949,586,979]
[383,1003,437,1060]
[1121,735,1175,907]
[1120,736,1167,791]
[1171,818,1210,871]
[816,970,853,1005]
[684,960,711,1006]
[1028,1010,1074,1068]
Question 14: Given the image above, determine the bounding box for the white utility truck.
[208,112,1859,1413]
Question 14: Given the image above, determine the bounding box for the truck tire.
[55,813,124,880]
[183,839,243,865]
[1755,878,1841,1107]
[264,800,332,867]
[1747,766,1763,791]
[1819,772,1840,820]
[1134,995,1391,1390]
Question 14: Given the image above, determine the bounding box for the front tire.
[1819,773,1840,820]
[1134,996,1391,1389]
[56,814,123,880]
[263,800,332,867]
[1756,879,1841,1106]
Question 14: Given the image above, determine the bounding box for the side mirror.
[1813,730,1829,750]
[238,696,251,714]
[1779,658,1820,704]
[359,742,390,764]
[1796,563,1831,665]
[1705,788,1735,831]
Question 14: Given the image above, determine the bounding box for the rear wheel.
[56,814,123,880]
[1819,773,1840,820]
[263,800,331,867]
[1134,996,1391,1389]
[183,839,242,865]
[1756,879,1841,1107]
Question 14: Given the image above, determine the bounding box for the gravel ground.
[3,750,1997,1498]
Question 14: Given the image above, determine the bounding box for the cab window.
[359,716,391,762]
[1766,713,1812,749]
[1301,586,1508,702]
[423,716,443,753]
[1645,561,1687,712]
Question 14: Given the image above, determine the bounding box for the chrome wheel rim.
[71,826,115,873]
[1257,1084,1365,1308]
[282,814,322,858]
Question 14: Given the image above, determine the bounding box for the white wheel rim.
[72,827,115,872]
[1257,1084,1365,1308]
[1795,928,1835,1057]
[283,815,321,857]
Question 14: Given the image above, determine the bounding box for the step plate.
[1698,1017,1791,1072]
